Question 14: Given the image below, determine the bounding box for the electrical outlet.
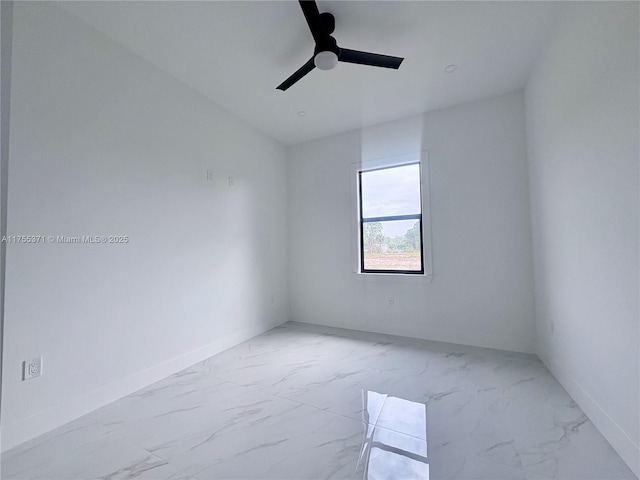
[23,356,42,381]
[228,176,235,188]
[387,297,395,308]
[206,170,214,181]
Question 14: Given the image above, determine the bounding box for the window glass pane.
[362,219,422,272]
[361,164,421,218]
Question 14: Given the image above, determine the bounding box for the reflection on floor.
[359,391,429,479]
[2,322,636,479]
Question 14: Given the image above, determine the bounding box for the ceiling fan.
[277,0,404,91]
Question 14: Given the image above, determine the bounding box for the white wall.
[525,2,639,475]
[288,91,536,354]
[2,2,288,450]
[0,1,14,453]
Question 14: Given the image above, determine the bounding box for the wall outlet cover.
[23,357,43,381]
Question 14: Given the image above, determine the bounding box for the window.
[358,163,424,274]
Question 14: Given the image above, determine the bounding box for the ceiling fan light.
[314,51,338,70]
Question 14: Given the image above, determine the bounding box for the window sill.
[353,272,434,284]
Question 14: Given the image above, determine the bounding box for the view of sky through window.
[361,163,421,237]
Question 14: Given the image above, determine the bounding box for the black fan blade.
[299,1,330,49]
[338,49,404,69]
[276,58,315,91]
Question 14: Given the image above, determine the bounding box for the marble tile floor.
[2,322,636,480]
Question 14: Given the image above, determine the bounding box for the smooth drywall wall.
[2,3,288,450]
[525,2,639,475]
[288,91,536,354]
[0,1,14,448]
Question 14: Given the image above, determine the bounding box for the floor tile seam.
[365,394,432,443]
[264,340,483,368]
[2,426,134,469]
[253,330,485,363]
[369,423,430,444]
[0,431,169,480]
[207,367,446,444]
[235,380,434,444]
[231,381,366,427]
[461,440,533,476]
[469,449,532,476]
[170,459,218,480]
[201,373,325,418]
[260,344,373,362]
[186,360,549,448]
[236,344,330,362]
[105,404,235,474]
[201,370,370,426]
[110,430,225,480]
[102,430,174,467]
[261,326,414,350]
[0,423,113,459]
[115,441,181,480]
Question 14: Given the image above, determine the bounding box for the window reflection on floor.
[358,390,429,479]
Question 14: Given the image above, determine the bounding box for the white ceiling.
[58,1,560,146]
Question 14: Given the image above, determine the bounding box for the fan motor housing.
[314,35,339,56]
[319,12,335,34]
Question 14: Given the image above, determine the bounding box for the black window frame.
[358,162,425,275]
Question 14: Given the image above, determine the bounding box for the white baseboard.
[294,318,536,355]
[1,320,283,452]
[540,353,640,478]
